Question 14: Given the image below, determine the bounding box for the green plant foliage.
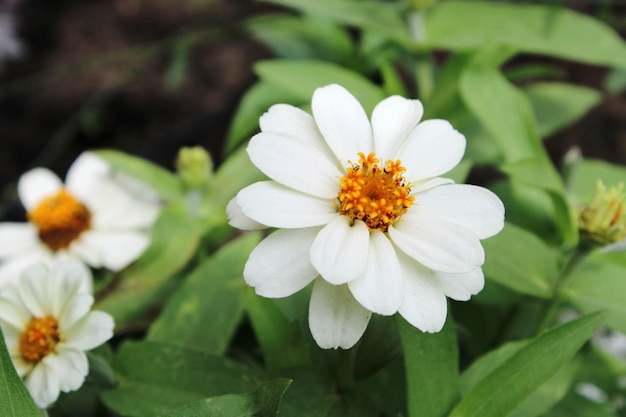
[0,328,40,417]
[449,312,605,417]
[425,1,626,68]
[147,233,261,355]
[157,379,292,417]
[100,341,267,417]
[546,392,617,417]
[95,203,200,326]
[396,316,458,417]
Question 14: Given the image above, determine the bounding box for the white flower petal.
[412,184,505,239]
[308,278,371,349]
[19,263,50,317]
[397,119,466,182]
[437,268,484,301]
[247,132,343,199]
[12,357,33,378]
[389,213,484,273]
[397,252,447,333]
[0,250,51,289]
[226,197,266,231]
[348,230,403,315]
[59,292,94,330]
[260,103,335,162]
[18,168,63,210]
[65,152,111,197]
[63,310,114,351]
[72,230,150,271]
[43,347,88,392]
[410,177,454,194]
[372,95,423,162]
[244,227,320,298]
[0,223,40,259]
[88,181,160,230]
[26,361,60,409]
[0,286,29,330]
[310,216,369,285]
[237,181,337,229]
[312,84,373,164]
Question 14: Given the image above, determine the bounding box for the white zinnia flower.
[0,260,114,409]
[0,152,160,287]
[228,84,505,349]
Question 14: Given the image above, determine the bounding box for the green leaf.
[95,203,200,326]
[147,233,261,355]
[448,312,605,417]
[261,0,412,48]
[244,289,311,373]
[254,59,385,114]
[566,253,626,333]
[101,341,265,417]
[93,149,184,201]
[545,392,616,417]
[425,1,626,68]
[568,159,626,202]
[525,82,601,138]
[158,379,292,417]
[396,315,458,417]
[0,328,39,416]
[482,223,558,298]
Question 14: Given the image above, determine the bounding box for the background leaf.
[147,233,261,355]
[0,328,40,417]
[449,312,605,417]
[396,315,458,417]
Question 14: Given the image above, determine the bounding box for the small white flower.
[228,84,505,349]
[0,152,160,287]
[0,261,114,409]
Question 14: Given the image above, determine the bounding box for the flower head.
[578,180,625,246]
[0,152,161,286]
[228,84,505,349]
[0,261,114,408]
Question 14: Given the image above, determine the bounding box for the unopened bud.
[578,180,626,246]
[176,146,213,189]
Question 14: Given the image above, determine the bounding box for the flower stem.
[535,246,590,335]
[335,347,356,394]
[407,11,434,102]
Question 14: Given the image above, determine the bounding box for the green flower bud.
[176,146,213,189]
[578,180,626,246]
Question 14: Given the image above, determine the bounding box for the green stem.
[407,11,434,102]
[535,246,590,335]
[335,347,356,394]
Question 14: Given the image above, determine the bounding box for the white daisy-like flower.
[0,152,160,287]
[228,84,505,349]
[0,260,114,409]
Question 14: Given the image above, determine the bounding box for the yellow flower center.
[19,316,61,364]
[27,188,92,251]
[338,152,414,232]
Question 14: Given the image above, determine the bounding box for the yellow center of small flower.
[19,316,61,364]
[338,152,414,232]
[27,188,92,251]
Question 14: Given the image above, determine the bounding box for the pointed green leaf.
[545,392,616,417]
[425,1,626,68]
[93,149,184,201]
[449,312,605,417]
[0,328,39,416]
[147,233,261,355]
[158,379,292,417]
[396,315,458,417]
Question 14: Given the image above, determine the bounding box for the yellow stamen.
[27,188,91,251]
[338,152,414,232]
[19,316,60,364]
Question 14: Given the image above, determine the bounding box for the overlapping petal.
[312,84,373,164]
[372,95,423,162]
[437,268,485,301]
[17,168,62,210]
[309,278,371,349]
[247,131,343,199]
[244,227,320,298]
[348,230,403,315]
[310,216,369,285]
[397,119,466,182]
[237,181,336,228]
[226,197,265,230]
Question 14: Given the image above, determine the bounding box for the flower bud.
[176,146,213,189]
[578,180,625,246]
